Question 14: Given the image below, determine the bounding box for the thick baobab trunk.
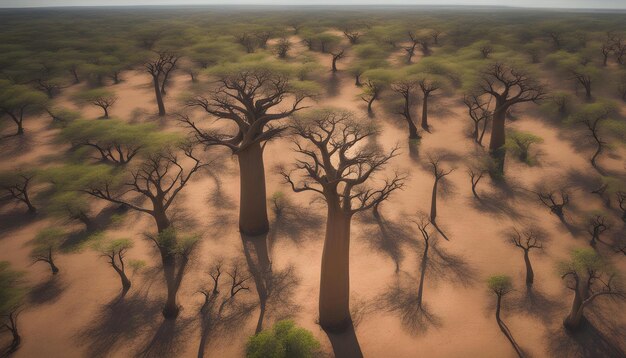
[489,105,508,174]
[563,291,585,330]
[152,75,166,117]
[421,93,430,131]
[416,239,429,307]
[237,142,269,236]
[319,205,352,331]
[523,251,533,286]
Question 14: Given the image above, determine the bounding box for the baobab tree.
[0,262,26,355]
[281,108,403,330]
[0,79,48,135]
[31,228,65,275]
[509,228,543,287]
[391,79,420,139]
[560,249,624,330]
[477,63,545,174]
[145,51,179,116]
[586,214,610,247]
[197,261,252,358]
[463,93,491,146]
[428,155,454,240]
[182,62,316,236]
[417,75,441,131]
[487,275,524,358]
[82,145,207,318]
[568,102,617,173]
[0,170,37,214]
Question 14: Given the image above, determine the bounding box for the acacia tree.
[477,63,545,174]
[568,102,617,173]
[343,29,361,44]
[463,94,491,146]
[487,275,523,358]
[330,48,346,73]
[281,108,403,330]
[0,80,47,135]
[0,170,37,214]
[182,62,316,236]
[586,214,610,247]
[509,228,543,287]
[0,262,26,355]
[82,145,206,318]
[428,156,454,240]
[506,130,543,165]
[197,261,251,358]
[31,228,65,274]
[390,79,419,139]
[74,89,117,119]
[145,51,179,116]
[560,249,624,330]
[403,32,419,64]
[360,69,393,115]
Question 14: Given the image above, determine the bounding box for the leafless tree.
[478,63,545,174]
[404,31,419,64]
[145,51,179,116]
[0,171,37,214]
[428,156,454,240]
[467,166,486,200]
[430,30,442,45]
[391,79,420,139]
[463,94,491,146]
[343,29,361,44]
[536,189,569,221]
[510,228,543,286]
[197,262,251,358]
[418,78,440,131]
[414,213,433,308]
[281,108,404,330]
[182,66,312,236]
[237,33,256,53]
[586,214,610,247]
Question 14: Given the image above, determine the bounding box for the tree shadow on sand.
[356,206,415,274]
[241,233,301,334]
[325,72,341,97]
[470,179,532,221]
[0,209,40,235]
[28,275,67,306]
[546,316,626,358]
[510,286,564,324]
[376,275,442,335]
[268,196,324,252]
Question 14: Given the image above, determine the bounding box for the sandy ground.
[0,37,625,358]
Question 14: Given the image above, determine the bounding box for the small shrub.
[246,320,321,358]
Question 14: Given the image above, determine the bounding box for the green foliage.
[559,248,607,275]
[73,88,117,105]
[487,275,513,296]
[505,130,543,165]
[0,79,48,122]
[155,228,199,255]
[32,228,66,257]
[46,106,81,126]
[92,237,133,254]
[129,259,147,273]
[246,320,321,358]
[0,262,26,315]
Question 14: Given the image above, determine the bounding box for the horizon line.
[1,4,626,10]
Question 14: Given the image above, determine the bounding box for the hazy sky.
[1,0,625,8]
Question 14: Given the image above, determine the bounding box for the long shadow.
[546,317,626,358]
[135,316,196,358]
[0,210,40,235]
[357,207,415,273]
[376,275,442,335]
[197,298,257,358]
[323,320,364,358]
[28,276,67,306]
[74,293,163,358]
[241,233,301,334]
[268,197,324,252]
[428,243,477,287]
[511,286,564,324]
[60,204,129,252]
[326,72,341,97]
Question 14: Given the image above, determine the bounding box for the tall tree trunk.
[16,120,24,135]
[112,263,131,295]
[564,290,584,330]
[161,249,180,319]
[495,294,524,357]
[103,107,109,119]
[430,178,439,223]
[404,95,419,139]
[421,93,430,130]
[319,205,352,331]
[237,142,269,236]
[152,75,166,117]
[489,105,508,174]
[23,191,36,214]
[416,239,429,307]
[523,250,533,286]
